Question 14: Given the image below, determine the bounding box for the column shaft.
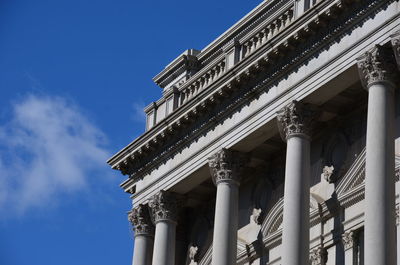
[128,204,155,265]
[212,182,239,265]
[152,221,176,265]
[277,100,318,265]
[133,235,153,265]
[149,190,180,265]
[281,135,310,265]
[364,82,396,265]
[208,148,247,265]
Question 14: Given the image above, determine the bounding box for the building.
[107,0,400,264]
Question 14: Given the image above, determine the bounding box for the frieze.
[128,204,154,237]
[208,148,248,186]
[110,0,397,187]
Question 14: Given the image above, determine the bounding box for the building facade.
[107,0,400,264]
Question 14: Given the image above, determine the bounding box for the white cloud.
[0,95,111,215]
[131,101,146,123]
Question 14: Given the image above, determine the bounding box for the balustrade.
[242,6,294,59]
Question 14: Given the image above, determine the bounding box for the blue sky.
[0,0,260,264]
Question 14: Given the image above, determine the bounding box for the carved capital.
[128,204,154,237]
[391,31,400,70]
[342,231,356,250]
[310,247,327,265]
[277,100,320,141]
[149,190,180,224]
[357,45,398,89]
[208,148,248,186]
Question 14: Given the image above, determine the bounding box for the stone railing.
[241,4,295,60]
[180,58,226,105]
[179,2,296,106]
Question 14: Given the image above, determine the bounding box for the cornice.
[108,0,398,189]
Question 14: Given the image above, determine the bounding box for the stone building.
[107,0,400,264]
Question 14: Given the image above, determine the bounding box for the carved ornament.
[342,231,356,250]
[310,247,327,265]
[277,100,320,141]
[149,190,180,224]
[208,148,248,186]
[128,204,154,237]
[357,45,398,89]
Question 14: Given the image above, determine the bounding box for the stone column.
[149,190,179,265]
[277,100,319,265]
[208,148,248,265]
[396,206,400,265]
[128,204,154,265]
[342,231,356,264]
[357,45,398,265]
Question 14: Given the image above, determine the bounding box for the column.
[277,100,319,265]
[342,231,356,264]
[397,206,400,265]
[149,190,179,265]
[208,148,248,265]
[128,204,154,265]
[357,45,398,265]
[391,33,400,265]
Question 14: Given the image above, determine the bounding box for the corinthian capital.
[208,148,248,186]
[391,31,400,70]
[310,247,327,265]
[128,204,154,237]
[342,231,356,250]
[149,190,180,224]
[277,100,319,141]
[357,45,398,89]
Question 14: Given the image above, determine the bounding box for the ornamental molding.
[109,0,397,188]
[148,190,181,224]
[276,100,320,141]
[208,148,248,186]
[357,44,398,89]
[128,204,154,237]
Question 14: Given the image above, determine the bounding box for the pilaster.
[342,231,356,265]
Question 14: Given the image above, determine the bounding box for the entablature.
[107,0,399,194]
